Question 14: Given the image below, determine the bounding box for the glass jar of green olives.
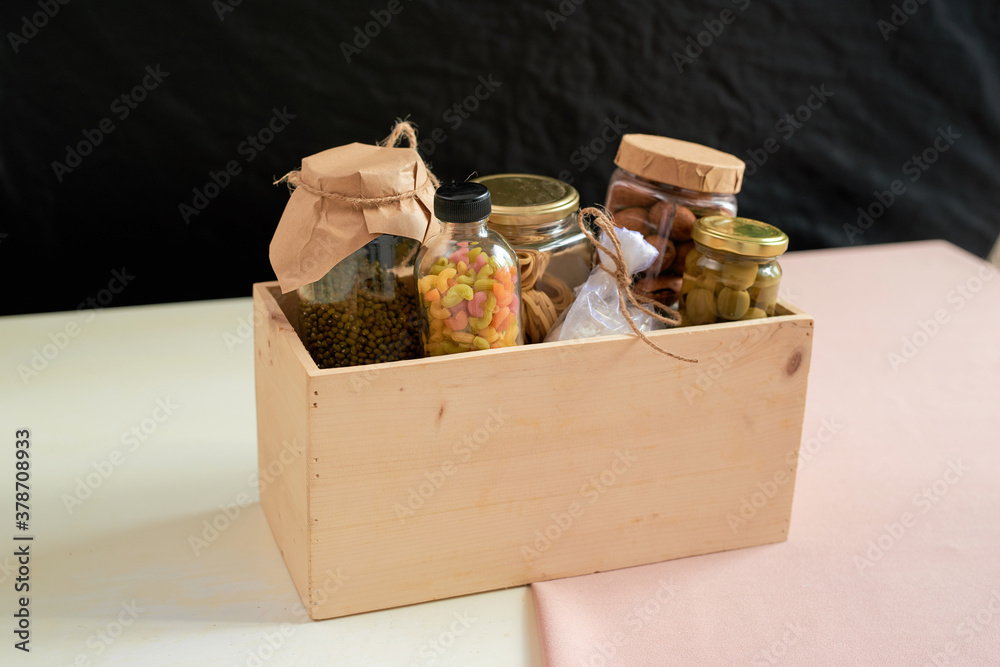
[680,216,789,325]
[297,235,424,368]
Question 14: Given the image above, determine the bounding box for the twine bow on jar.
[273,119,441,207]
[516,249,573,344]
[576,206,698,363]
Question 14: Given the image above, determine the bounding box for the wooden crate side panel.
[253,284,312,610]
[304,313,813,619]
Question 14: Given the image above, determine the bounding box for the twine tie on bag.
[273,120,440,206]
[576,206,698,363]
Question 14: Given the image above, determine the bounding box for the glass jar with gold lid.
[472,173,590,290]
[680,216,789,325]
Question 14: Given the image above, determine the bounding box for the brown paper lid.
[269,142,437,293]
[613,134,745,194]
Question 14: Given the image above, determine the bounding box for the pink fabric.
[532,241,1000,667]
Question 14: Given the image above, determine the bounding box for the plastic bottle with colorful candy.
[415,183,524,355]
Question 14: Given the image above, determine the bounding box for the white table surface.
[0,298,544,666]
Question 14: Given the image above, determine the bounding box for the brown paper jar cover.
[613,134,745,195]
[269,142,438,293]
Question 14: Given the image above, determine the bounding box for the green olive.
[740,307,767,320]
[717,287,750,320]
[684,247,703,276]
[680,274,697,297]
[750,283,780,311]
[721,261,758,290]
[755,262,782,287]
[695,269,719,294]
[685,288,718,325]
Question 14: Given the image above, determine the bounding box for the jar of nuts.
[680,216,789,325]
[297,235,424,368]
[605,134,745,308]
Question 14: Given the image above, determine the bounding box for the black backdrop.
[2,0,998,316]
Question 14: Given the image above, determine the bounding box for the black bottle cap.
[433,182,492,223]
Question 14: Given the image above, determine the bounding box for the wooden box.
[253,281,814,620]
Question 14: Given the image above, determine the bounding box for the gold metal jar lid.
[693,216,789,258]
[614,134,745,194]
[472,173,580,226]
